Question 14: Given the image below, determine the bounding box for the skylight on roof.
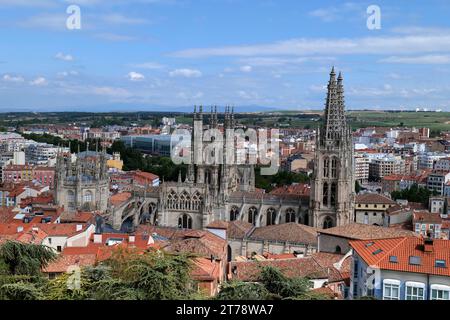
[435,259,446,268]
[389,255,398,263]
[372,249,383,255]
[409,256,421,266]
[365,242,375,247]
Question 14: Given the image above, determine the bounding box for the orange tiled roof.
[134,171,159,180]
[350,237,450,277]
[110,192,132,206]
[36,223,89,237]
[413,211,442,224]
[43,254,97,273]
[355,193,396,205]
[318,223,417,240]
[248,223,318,245]
[269,183,311,197]
[230,257,328,281]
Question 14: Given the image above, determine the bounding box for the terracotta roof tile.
[248,223,318,245]
[229,257,328,281]
[355,193,396,205]
[318,223,417,240]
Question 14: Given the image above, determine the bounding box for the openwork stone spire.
[321,67,349,147]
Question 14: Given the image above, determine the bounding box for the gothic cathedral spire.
[310,67,355,229]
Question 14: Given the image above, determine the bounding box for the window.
[266,208,277,226]
[248,207,258,226]
[365,242,375,247]
[389,255,398,263]
[178,214,192,229]
[372,249,383,255]
[230,206,239,221]
[83,191,93,203]
[353,260,359,278]
[409,256,421,266]
[323,216,333,229]
[57,246,62,253]
[285,208,296,223]
[405,282,425,300]
[435,259,446,268]
[323,182,328,205]
[383,280,400,300]
[431,285,450,300]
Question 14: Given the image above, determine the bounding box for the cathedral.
[57,67,354,232]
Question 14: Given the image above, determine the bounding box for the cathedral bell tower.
[310,67,355,229]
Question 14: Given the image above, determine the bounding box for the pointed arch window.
[323,182,329,205]
[230,206,239,221]
[330,183,337,206]
[331,157,338,178]
[248,207,258,226]
[323,158,329,177]
[191,191,202,211]
[323,216,333,229]
[178,214,192,229]
[285,208,296,223]
[266,208,277,226]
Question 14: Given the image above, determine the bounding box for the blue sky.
[0,0,450,112]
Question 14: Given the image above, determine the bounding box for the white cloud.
[308,3,363,22]
[237,90,259,100]
[18,13,67,30]
[57,71,79,78]
[127,71,145,81]
[3,74,25,83]
[380,55,450,64]
[100,13,149,25]
[131,62,165,69]
[171,34,450,58]
[169,68,202,78]
[0,0,54,7]
[92,86,131,98]
[240,65,253,73]
[94,33,138,41]
[30,77,48,86]
[55,52,74,61]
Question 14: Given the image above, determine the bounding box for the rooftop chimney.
[129,235,135,243]
[424,237,434,252]
[76,224,83,232]
[17,226,24,233]
[93,233,102,244]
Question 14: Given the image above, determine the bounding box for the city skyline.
[0,0,450,111]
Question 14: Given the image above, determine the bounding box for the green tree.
[0,241,56,276]
[391,184,436,206]
[215,281,271,300]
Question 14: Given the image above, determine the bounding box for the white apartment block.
[369,156,406,181]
